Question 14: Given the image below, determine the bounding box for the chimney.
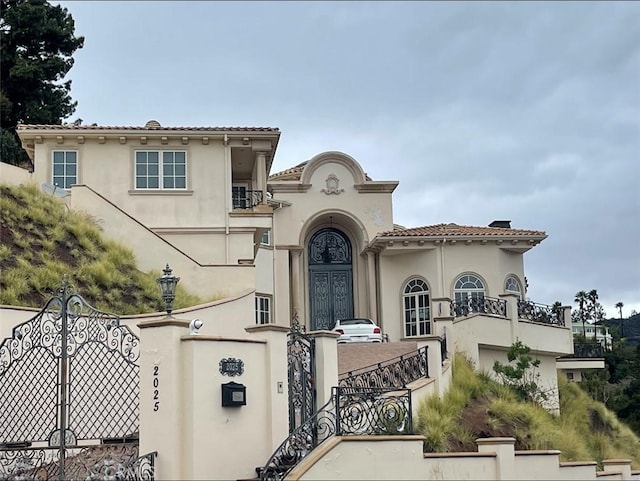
[489,220,511,229]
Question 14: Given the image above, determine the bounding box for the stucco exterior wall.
[293,437,636,481]
[30,138,230,228]
[0,162,33,185]
[378,250,439,340]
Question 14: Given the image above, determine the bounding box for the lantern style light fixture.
[157,264,179,315]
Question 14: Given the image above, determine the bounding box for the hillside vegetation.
[416,356,640,469]
[0,183,203,314]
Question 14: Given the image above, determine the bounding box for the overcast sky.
[57,1,639,317]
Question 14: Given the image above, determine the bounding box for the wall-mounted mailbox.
[221,381,246,407]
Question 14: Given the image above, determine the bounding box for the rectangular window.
[52,151,77,189]
[135,151,186,189]
[232,184,248,209]
[255,295,271,325]
[261,229,271,246]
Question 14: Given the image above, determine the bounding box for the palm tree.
[587,289,599,341]
[615,301,624,338]
[575,291,588,337]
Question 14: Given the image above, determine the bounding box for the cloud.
[57,0,640,316]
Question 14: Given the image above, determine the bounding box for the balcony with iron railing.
[444,295,572,356]
[571,341,604,358]
[232,190,263,209]
[517,300,565,327]
[449,296,507,318]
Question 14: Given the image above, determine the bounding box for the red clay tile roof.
[269,162,308,180]
[269,161,373,181]
[377,223,546,238]
[18,124,280,132]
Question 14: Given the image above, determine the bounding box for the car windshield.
[338,318,373,326]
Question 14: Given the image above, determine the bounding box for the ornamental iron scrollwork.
[0,279,147,480]
[308,228,351,265]
[287,318,316,434]
[337,347,428,390]
[517,300,565,326]
[259,387,412,481]
[0,445,156,481]
[449,296,507,318]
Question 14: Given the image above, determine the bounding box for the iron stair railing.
[258,387,411,481]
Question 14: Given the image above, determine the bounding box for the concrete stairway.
[337,341,419,375]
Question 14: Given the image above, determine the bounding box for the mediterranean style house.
[1,120,620,481]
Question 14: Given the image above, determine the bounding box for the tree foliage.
[1,0,84,166]
[493,341,548,405]
[572,289,606,341]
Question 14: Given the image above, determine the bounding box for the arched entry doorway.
[308,228,354,330]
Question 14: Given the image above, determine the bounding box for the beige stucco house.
[1,121,619,480]
[15,120,573,369]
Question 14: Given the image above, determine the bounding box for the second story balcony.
[571,341,604,358]
[232,189,263,209]
[517,300,565,327]
[449,296,507,318]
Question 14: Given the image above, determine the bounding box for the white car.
[333,318,383,343]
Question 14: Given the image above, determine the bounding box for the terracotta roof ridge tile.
[18,124,280,132]
[377,223,546,237]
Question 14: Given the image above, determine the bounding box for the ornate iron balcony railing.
[450,296,507,318]
[338,346,428,389]
[572,342,604,358]
[517,300,565,326]
[258,387,412,481]
[232,190,263,209]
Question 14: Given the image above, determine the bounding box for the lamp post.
[157,264,179,315]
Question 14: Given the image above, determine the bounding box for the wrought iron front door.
[308,228,353,331]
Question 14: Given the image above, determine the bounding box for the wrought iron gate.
[0,281,155,480]
[287,316,316,433]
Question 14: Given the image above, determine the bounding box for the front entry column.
[366,250,378,323]
[290,248,302,323]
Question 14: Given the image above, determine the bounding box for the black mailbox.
[221,381,246,407]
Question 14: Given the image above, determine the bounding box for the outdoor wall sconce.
[221,381,246,407]
[156,264,179,315]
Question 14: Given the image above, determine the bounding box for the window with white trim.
[261,229,271,246]
[255,294,271,324]
[504,275,522,297]
[454,274,485,303]
[403,278,431,337]
[52,151,77,189]
[135,151,186,189]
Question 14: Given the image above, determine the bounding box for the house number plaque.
[219,357,244,377]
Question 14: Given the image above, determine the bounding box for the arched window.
[403,278,431,337]
[454,274,485,303]
[504,275,522,297]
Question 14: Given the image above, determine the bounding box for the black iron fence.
[572,342,604,358]
[0,444,156,481]
[517,300,565,326]
[258,387,412,481]
[450,296,507,318]
[338,346,428,389]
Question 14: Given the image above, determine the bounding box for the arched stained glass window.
[403,278,431,337]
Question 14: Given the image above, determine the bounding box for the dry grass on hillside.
[416,355,640,469]
[0,183,203,314]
